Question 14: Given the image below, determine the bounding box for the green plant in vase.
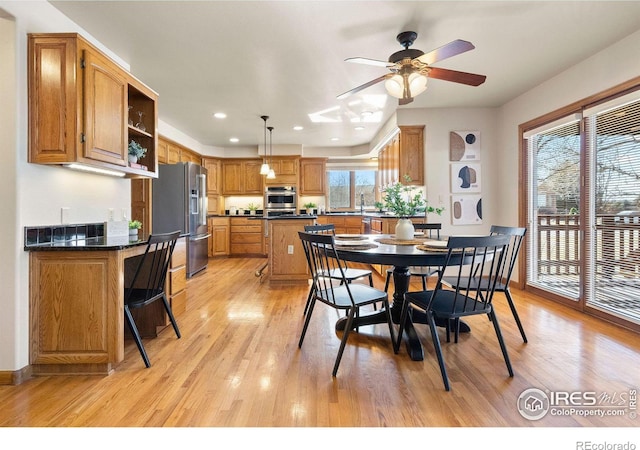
[128,220,142,238]
[303,202,317,214]
[382,175,443,239]
[128,140,147,164]
[247,203,259,215]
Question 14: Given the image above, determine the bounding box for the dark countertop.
[24,232,191,251]
[24,235,150,251]
[250,215,317,220]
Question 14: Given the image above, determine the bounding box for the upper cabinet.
[28,33,158,178]
[264,157,299,186]
[299,158,327,195]
[398,125,424,185]
[221,159,263,195]
[378,126,424,187]
[202,157,221,195]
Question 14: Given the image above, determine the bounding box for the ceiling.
[49,1,640,153]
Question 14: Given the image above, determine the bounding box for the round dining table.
[333,233,470,361]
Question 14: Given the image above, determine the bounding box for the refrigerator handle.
[198,173,207,225]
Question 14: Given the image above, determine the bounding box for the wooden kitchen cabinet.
[28,33,158,178]
[377,126,424,187]
[398,125,424,185]
[316,215,363,234]
[222,159,263,195]
[299,158,327,195]
[208,217,230,257]
[166,237,187,319]
[264,157,299,186]
[202,157,221,195]
[230,217,264,255]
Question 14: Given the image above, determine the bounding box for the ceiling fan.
[337,31,486,105]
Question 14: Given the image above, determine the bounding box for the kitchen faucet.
[360,193,364,214]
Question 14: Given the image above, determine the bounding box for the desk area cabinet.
[28,33,158,178]
[27,234,187,376]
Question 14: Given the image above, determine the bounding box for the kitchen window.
[327,170,377,210]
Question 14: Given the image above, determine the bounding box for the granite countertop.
[24,235,150,251]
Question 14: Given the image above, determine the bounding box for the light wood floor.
[1,257,639,428]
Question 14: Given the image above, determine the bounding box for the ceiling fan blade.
[427,67,487,86]
[416,39,475,66]
[337,74,389,100]
[345,57,395,68]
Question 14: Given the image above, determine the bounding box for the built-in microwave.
[264,186,297,210]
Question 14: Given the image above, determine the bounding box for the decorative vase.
[395,218,415,240]
[250,210,256,215]
[129,228,139,238]
[128,154,137,164]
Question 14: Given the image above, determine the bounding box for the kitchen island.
[254,215,316,284]
[25,224,187,375]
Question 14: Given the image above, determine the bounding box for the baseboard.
[0,366,32,385]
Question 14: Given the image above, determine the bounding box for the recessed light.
[354,126,365,131]
[229,137,239,143]
[330,137,339,141]
[213,112,227,119]
[293,126,304,131]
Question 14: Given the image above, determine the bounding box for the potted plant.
[128,140,147,164]
[247,203,259,215]
[382,175,442,239]
[128,219,142,238]
[303,202,317,215]
[374,201,384,212]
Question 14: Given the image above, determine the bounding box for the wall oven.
[264,186,297,211]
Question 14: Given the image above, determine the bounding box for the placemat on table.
[375,237,427,245]
[335,234,368,240]
[335,243,379,250]
[416,244,450,252]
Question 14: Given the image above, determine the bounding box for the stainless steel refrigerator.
[152,162,209,278]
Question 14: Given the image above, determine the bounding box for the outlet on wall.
[287,245,294,254]
[108,208,114,221]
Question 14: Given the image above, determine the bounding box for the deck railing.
[537,213,640,277]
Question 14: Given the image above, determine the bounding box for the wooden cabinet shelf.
[28,33,158,178]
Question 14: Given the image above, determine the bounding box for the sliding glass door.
[584,97,640,323]
[525,93,640,326]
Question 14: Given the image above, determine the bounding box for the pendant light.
[267,126,276,179]
[259,115,270,175]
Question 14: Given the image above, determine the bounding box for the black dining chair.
[298,231,395,376]
[384,222,442,292]
[302,224,374,316]
[441,225,528,343]
[394,234,513,391]
[124,230,182,368]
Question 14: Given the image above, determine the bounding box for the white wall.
[0,1,134,371]
[496,29,640,229]
[397,108,498,238]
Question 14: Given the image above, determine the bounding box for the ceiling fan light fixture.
[384,72,427,99]
[408,72,428,96]
[384,74,404,98]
